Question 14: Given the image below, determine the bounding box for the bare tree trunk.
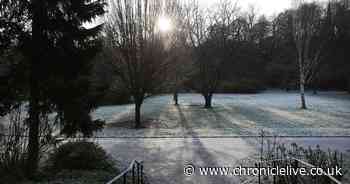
[27,78,40,176]
[313,84,318,95]
[204,93,213,109]
[173,90,179,106]
[312,73,319,95]
[173,78,179,105]
[300,82,307,109]
[27,0,42,176]
[106,0,167,130]
[135,102,142,129]
[285,81,290,92]
[299,63,307,109]
[292,2,324,110]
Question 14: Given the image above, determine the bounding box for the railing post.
[258,162,261,184]
[293,159,298,184]
[133,164,136,184]
[273,160,276,184]
[137,162,140,184]
[141,163,144,184]
[105,160,146,184]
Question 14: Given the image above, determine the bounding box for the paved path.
[99,138,255,184]
[98,137,350,184]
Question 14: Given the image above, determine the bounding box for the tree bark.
[135,102,142,128]
[204,93,213,109]
[27,45,41,176]
[298,52,307,109]
[27,0,42,176]
[299,72,307,109]
[27,89,40,176]
[312,75,319,95]
[300,83,307,109]
[173,90,178,106]
[312,81,317,95]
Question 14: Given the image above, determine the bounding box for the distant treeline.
[92,0,350,104]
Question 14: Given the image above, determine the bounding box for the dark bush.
[218,79,265,94]
[0,142,27,183]
[0,107,27,183]
[48,141,115,172]
[98,89,132,106]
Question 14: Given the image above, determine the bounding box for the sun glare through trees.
[157,16,173,33]
[1,0,350,183]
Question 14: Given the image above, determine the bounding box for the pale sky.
[198,0,326,17]
[85,0,327,28]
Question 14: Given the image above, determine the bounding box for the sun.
[157,16,172,33]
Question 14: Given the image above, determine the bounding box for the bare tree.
[186,1,214,108]
[162,0,191,106]
[105,0,168,128]
[168,44,192,106]
[246,4,259,42]
[185,0,238,108]
[292,1,324,109]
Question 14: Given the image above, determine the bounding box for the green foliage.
[33,0,107,137]
[0,51,28,116]
[0,0,29,55]
[0,0,29,117]
[0,0,107,134]
[48,141,116,172]
[0,0,107,174]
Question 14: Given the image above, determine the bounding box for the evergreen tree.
[1,0,106,175]
[0,0,29,116]
[27,0,105,174]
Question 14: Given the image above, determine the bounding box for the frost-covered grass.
[21,170,116,184]
[93,91,350,184]
[93,91,350,137]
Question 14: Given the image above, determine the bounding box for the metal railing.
[251,157,343,184]
[106,160,145,184]
[288,156,342,184]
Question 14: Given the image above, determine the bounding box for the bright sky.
[85,0,328,28]
[198,0,326,17]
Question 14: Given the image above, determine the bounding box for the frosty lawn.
[94,91,350,184]
[94,91,350,137]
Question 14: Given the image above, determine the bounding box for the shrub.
[258,135,348,184]
[0,107,27,183]
[48,141,115,172]
[218,79,265,94]
[98,90,131,106]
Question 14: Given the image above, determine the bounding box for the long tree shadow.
[207,104,305,136]
[175,105,241,184]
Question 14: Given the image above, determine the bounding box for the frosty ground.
[93,91,350,184]
[94,91,350,137]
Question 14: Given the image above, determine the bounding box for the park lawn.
[94,91,350,138]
